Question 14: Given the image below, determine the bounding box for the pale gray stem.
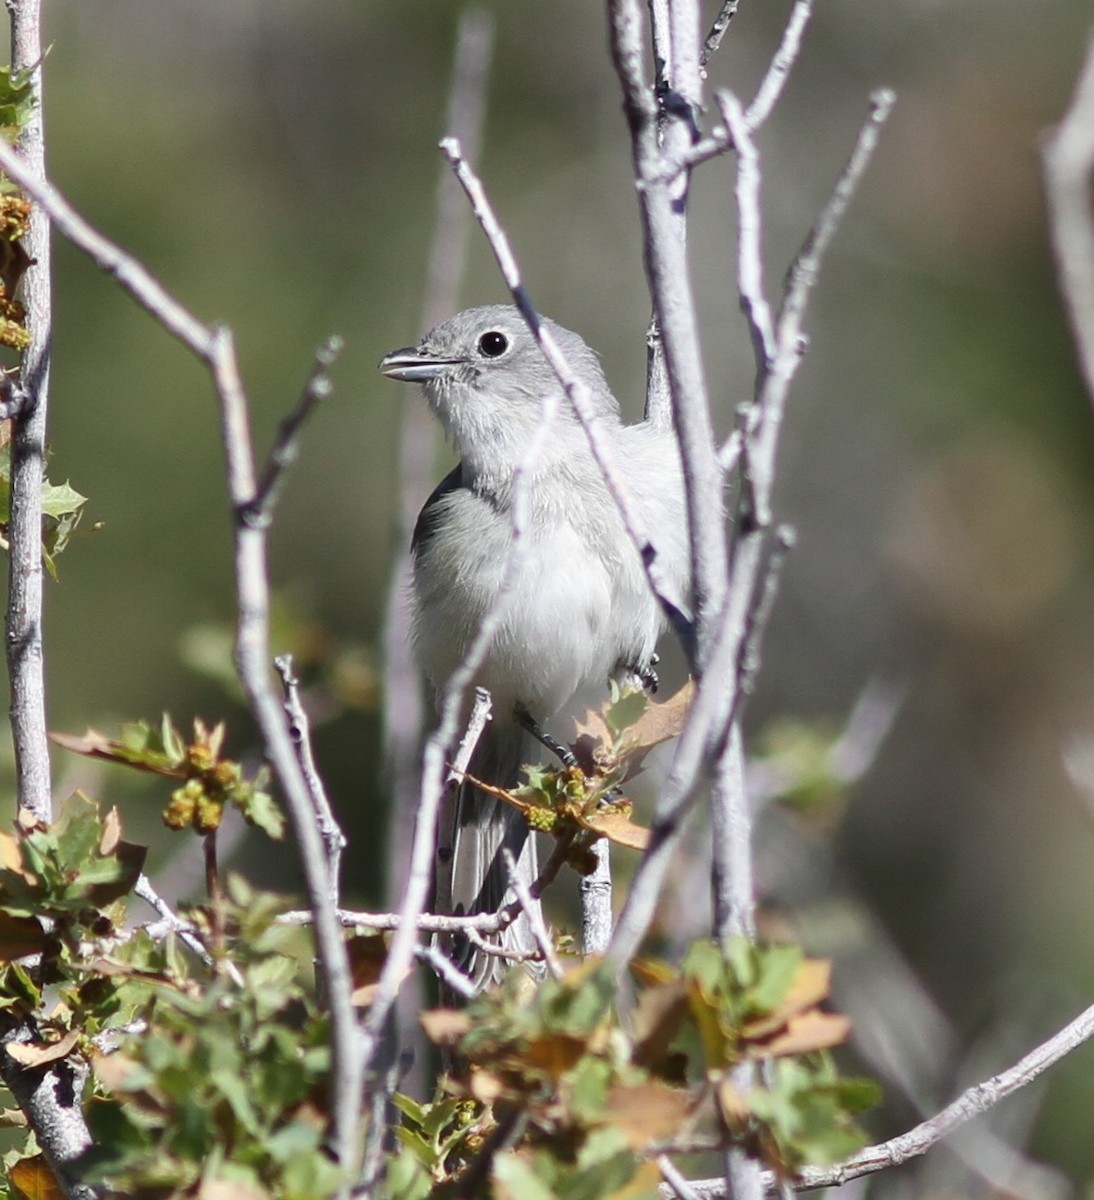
[610,0,727,665]
[742,0,813,133]
[1043,32,1094,409]
[580,840,613,956]
[502,848,561,979]
[701,0,742,67]
[209,330,362,1184]
[666,992,1094,1195]
[5,0,52,825]
[275,654,345,899]
[380,12,494,1094]
[440,135,692,639]
[0,6,102,1192]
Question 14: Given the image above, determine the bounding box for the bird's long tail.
[437,718,545,992]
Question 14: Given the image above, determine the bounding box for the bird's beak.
[378,347,461,383]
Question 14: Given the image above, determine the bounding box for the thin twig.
[502,848,561,979]
[743,0,813,132]
[710,722,754,941]
[774,90,896,372]
[659,1154,704,1200]
[700,0,742,67]
[439,135,693,641]
[0,47,368,1187]
[734,526,795,705]
[433,686,494,920]
[275,654,345,898]
[208,327,362,1181]
[278,906,515,934]
[669,993,1094,1195]
[0,140,212,359]
[358,375,559,1093]
[1042,32,1094,409]
[716,90,776,380]
[415,943,477,1001]
[609,0,727,666]
[245,337,343,526]
[133,873,244,980]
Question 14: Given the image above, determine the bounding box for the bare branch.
[608,0,727,667]
[278,906,516,935]
[415,943,477,1002]
[431,686,493,921]
[132,873,246,983]
[743,0,813,133]
[1042,32,1094,408]
[0,148,367,1176]
[659,1154,704,1200]
[502,848,560,979]
[0,6,98,1191]
[439,135,693,641]
[5,0,53,825]
[579,841,613,955]
[717,90,776,379]
[245,337,342,528]
[710,723,754,940]
[774,89,896,368]
[700,0,742,68]
[0,140,213,360]
[208,328,362,1179]
[671,993,1094,1195]
[275,654,346,898]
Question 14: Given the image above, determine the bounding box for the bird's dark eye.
[477,330,509,358]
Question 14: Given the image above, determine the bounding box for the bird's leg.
[516,705,577,768]
[621,652,660,694]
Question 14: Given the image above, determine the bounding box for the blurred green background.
[7,0,1094,1191]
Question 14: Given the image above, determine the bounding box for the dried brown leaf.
[9,1154,65,1200]
[602,1080,692,1149]
[98,807,122,855]
[717,1077,750,1126]
[0,912,48,961]
[420,1007,472,1045]
[6,1029,80,1068]
[520,1032,589,1078]
[630,978,690,1070]
[91,1051,144,1093]
[625,680,695,751]
[577,808,650,851]
[346,932,390,1007]
[742,958,832,1041]
[749,1010,851,1058]
[0,828,27,875]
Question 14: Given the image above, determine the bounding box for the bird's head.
[379,305,619,473]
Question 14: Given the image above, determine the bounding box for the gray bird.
[380,305,689,990]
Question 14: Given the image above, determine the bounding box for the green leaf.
[237,787,284,840]
[493,1153,557,1200]
[0,66,34,136]
[604,689,649,736]
[40,480,87,521]
[386,1146,433,1200]
[748,943,803,1013]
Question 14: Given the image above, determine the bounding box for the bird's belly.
[414,518,619,719]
